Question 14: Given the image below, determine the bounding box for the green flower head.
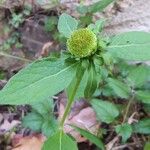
[67,28,97,58]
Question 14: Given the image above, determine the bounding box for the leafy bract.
[72,126,104,150]
[84,65,98,98]
[108,78,131,99]
[42,131,78,150]
[0,57,77,105]
[91,99,119,123]
[115,123,132,143]
[133,118,150,134]
[58,13,78,38]
[107,32,150,61]
[66,61,86,100]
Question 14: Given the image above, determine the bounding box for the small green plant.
[0,70,5,80]
[0,32,22,51]
[0,13,150,150]
[44,16,66,43]
[0,5,31,59]
[77,0,115,27]
[9,5,32,28]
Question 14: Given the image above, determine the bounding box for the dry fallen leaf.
[58,100,100,143]
[41,42,53,57]
[12,134,46,150]
[0,119,20,133]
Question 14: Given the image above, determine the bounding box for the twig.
[106,136,119,150]
[128,112,138,124]
[122,95,135,124]
[112,142,141,150]
[0,52,31,62]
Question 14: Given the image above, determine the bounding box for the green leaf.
[42,131,78,150]
[84,65,98,98]
[76,5,88,14]
[115,123,132,143]
[107,32,150,61]
[23,98,58,137]
[127,65,150,88]
[91,99,119,123]
[133,118,150,134]
[32,98,54,116]
[88,19,106,34]
[23,112,43,132]
[72,126,105,150]
[58,13,78,38]
[79,15,92,27]
[88,0,115,13]
[135,90,150,104]
[41,118,58,137]
[144,142,150,150]
[108,78,131,99]
[44,16,58,32]
[143,104,150,113]
[0,57,77,105]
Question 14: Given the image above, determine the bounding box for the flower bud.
[67,28,97,58]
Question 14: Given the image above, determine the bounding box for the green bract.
[67,28,97,58]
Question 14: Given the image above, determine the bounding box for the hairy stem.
[60,68,84,128]
[122,95,135,124]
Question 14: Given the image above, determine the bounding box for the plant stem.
[0,52,31,62]
[60,69,84,128]
[122,95,135,124]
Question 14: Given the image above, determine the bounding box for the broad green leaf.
[42,131,78,150]
[88,0,115,13]
[115,123,132,143]
[108,78,131,99]
[133,118,150,134]
[72,126,105,150]
[144,142,150,150]
[0,57,77,105]
[127,65,150,88]
[107,32,150,61]
[58,13,78,38]
[99,84,116,97]
[84,65,98,98]
[91,99,119,123]
[135,90,150,104]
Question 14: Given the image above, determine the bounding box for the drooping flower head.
[67,28,97,58]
